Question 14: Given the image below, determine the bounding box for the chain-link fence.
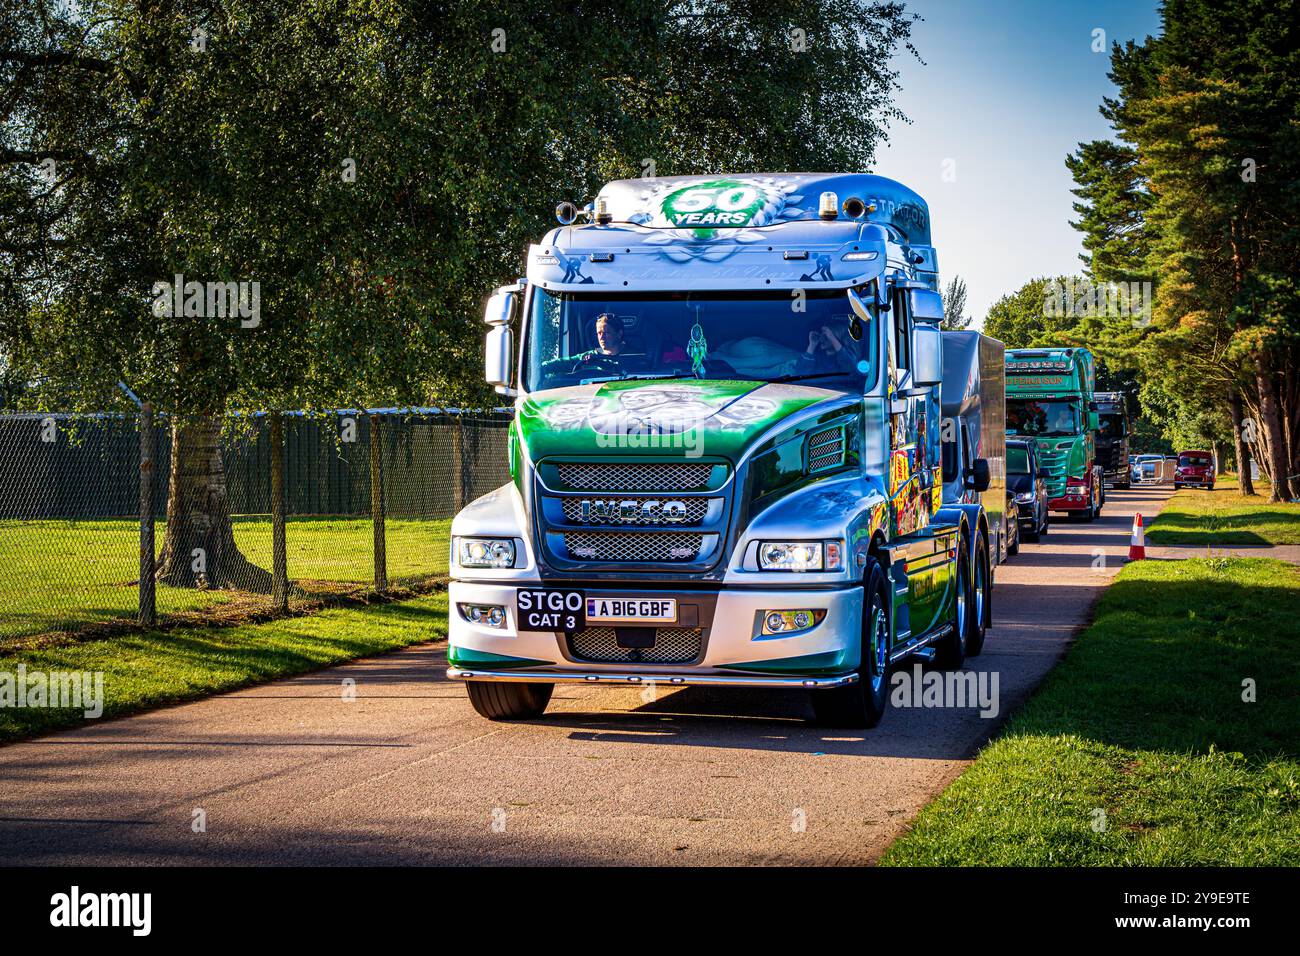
[0,408,511,642]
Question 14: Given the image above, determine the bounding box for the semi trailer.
[1005,347,1104,520]
[939,331,1008,562]
[447,173,993,729]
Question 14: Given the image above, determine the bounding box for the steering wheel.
[571,354,623,376]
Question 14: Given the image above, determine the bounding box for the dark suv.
[1007,438,1049,542]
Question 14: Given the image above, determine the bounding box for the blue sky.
[871,0,1163,326]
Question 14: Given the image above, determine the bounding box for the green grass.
[881,557,1300,866]
[0,592,448,743]
[0,515,451,640]
[1147,477,1300,546]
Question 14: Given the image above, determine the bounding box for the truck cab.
[1093,391,1130,489]
[1005,347,1104,521]
[448,173,992,728]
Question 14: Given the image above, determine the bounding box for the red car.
[1173,450,1215,490]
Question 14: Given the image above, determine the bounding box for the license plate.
[516,588,585,632]
[586,597,677,625]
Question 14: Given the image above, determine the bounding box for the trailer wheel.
[809,559,891,728]
[933,543,968,669]
[465,680,554,721]
[965,531,990,656]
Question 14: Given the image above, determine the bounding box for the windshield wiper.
[764,372,848,384]
[578,370,703,385]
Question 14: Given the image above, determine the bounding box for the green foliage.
[939,275,970,331]
[981,276,1078,348]
[0,0,919,415]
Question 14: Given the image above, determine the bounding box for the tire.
[1173,483,1182,490]
[809,559,891,728]
[933,543,968,670]
[1041,510,1050,536]
[466,680,554,720]
[1023,519,1040,544]
[965,531,990,657]
[1007,524,1020,556]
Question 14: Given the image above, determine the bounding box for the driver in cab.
[577,313,625,363]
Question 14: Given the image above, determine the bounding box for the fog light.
[458,603,507,629]
[760,609,827,636]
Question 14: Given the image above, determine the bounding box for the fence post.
[138,401,156,626]
[369,413,388,592]
[270,411,289,611]
[451,412,467,513]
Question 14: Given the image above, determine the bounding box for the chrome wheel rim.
[869,604,889,694]
[955,561,967,650]
[974,552,987,628]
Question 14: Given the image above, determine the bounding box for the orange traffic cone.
[1128,513,1146,560]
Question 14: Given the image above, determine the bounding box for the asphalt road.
[0,486,1173,866]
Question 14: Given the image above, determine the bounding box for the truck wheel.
[933,544,968,669]
[465,681,554,721]
[965,532,990,657]
[809,560,891,728]
[1007,524,1020,556]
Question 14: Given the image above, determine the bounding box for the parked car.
[1007,438,1050,542]
[1174,450,1215,490]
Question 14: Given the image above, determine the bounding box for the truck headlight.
[456,537,516,569]
[1016,492,1034,503]
[758,540,842,572]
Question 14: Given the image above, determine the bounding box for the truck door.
[887,286,932,536]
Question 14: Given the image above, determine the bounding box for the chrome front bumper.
[445,666,859,688]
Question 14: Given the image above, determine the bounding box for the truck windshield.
[523,289,875,392]
[1007,399,1081,437]
[1097,413,1126,438]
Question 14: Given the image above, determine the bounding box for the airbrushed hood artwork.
[516,378,848,461]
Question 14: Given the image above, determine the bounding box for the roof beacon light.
[555,201,579,225]
[594,197,612,225]
[818,191,839,220]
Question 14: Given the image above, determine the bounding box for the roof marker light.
[594,197,612,224]
[819,191,839,220]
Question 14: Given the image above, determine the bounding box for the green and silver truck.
[1005,347,1104,520]
[447,173,993,728]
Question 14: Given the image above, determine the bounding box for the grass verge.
[0,515,451,640]
[881,557,1300,865]
[1146,477,1300,546]
[0,592,448,745]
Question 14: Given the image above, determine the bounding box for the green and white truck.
[1005,347,1104,520]
[447,173,993,728]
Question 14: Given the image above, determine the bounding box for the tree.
[1065,0,1300,499]
[2,0,921,590]
[939,276,971,331]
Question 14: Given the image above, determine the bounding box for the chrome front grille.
[808,425,845,472]
[568,626,703,664]
[563,531,704,562]
[561,496,711,526]
[557,462,713,492]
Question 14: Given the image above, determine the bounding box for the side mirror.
[907,288,945,323]
[912,323,942,387]
[484,286,518,327]
[966,458,991,493]
[485,325,513,390]
[1087,411,1100,430]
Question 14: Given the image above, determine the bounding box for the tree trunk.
[1256,357,1291,502]
[138,402,156,625]
[369,414,388,592]
[270,412,289,611]
[1229,390,1255,495]
[156,414,273,592]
